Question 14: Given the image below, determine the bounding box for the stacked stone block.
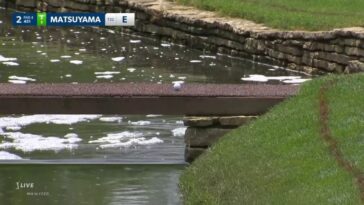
[183,116,257,162]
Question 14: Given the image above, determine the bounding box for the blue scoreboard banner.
[12,12,37,26]
[46,13,105,26]
[12,12,135,27]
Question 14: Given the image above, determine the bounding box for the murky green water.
[0,165,183,205]
[0,8,308,204]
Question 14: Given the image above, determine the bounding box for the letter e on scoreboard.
[105,13,135,26]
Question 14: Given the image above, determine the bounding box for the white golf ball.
[173,82,182,91]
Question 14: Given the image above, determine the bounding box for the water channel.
[0,8,309,205]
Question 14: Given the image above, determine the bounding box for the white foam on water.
[146,115,162,118]
[241,75,306,83]
[3,62,19,66]
[96,75,113,79]
[0,21,2,24]
[89,131,143,144]
[60,55,72,59]
[175,120,184,125]
[128,120,151,126]
[172,127,187,137]
[5,126,21,131]
[199,55,216,59]
[65,74,72,77]
[94,71,120,75]
[0,132,81,152]
[178,76,187,80]
[130,40,141,44]
[99,137,163,149]
[0,115,101,130]
[241,74,269,82]
[50,59,60,63]
[99,117,123,122]
[0,151,22,160]
[190,60,202,63]
[66,137,82,144]
[283,78,311,84]
[9,76,36,82]
[161,43,171,47]
[70,60,83,65]
[127,68,136,73]
[172,80,184,85]
[112,57,125,62]
[0,55,17,62]
[79,48,87,52]
[8,80,26,84]
[0,128,3,133]
[264,76,301,81]
[64,133,78,138]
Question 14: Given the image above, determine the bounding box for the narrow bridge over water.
[0,83,299,162]
[0,83,298,115]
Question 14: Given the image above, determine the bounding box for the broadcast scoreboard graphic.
[12,12,135,27]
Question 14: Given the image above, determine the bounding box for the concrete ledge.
[183,117,217,127]
[184,115,257,127]
[0,83,297,115]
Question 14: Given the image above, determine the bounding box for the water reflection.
[0,9,309,85]
[0,164,183,205]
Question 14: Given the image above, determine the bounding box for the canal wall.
[6,0,364,74]
[184,116,257,162]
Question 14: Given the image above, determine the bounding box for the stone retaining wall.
[7,0,364,74]
[184,116,257,162]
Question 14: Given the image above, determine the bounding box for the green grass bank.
[180,73,364,204]
[175,0,364,30]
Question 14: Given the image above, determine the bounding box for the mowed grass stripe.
[319,79,364,202]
